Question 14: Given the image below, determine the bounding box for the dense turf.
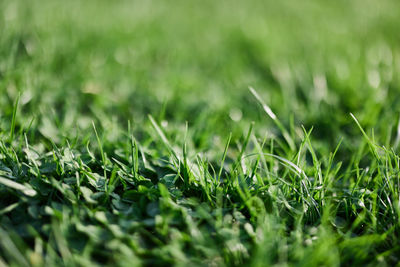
[1,0,400,266]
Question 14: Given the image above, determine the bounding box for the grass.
[1,0,400,266]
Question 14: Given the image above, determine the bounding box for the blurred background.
[1,0,400,152]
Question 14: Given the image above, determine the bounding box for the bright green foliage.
[1,0,400,266]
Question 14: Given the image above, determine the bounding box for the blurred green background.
[1,0,400,151]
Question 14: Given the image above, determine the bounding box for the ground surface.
[1,0,400,266]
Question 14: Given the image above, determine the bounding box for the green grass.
[1,0,400,266]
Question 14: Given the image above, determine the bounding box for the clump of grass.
[1,0,400,266]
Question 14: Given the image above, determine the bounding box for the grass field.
[1,0,400,266]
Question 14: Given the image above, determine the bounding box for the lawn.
[1,0,400,266]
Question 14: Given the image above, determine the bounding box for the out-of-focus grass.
[1,0,400,266]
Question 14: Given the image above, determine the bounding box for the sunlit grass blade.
[249,87,295,150]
